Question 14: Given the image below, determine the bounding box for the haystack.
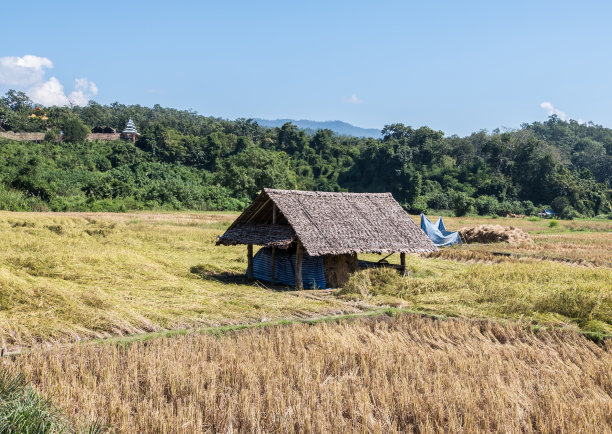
[324,254,359,288]
[459,225,533,244]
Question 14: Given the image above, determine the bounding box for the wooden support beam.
[247,244,254,280]
[400,252,406,276]
[246,198,271,224]
[270,203,277,285]
[295,242,303,290]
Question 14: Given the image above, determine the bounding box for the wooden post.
[270,204,277,284]
[295,242,303,290]
[247,244,254,280]
[400,252,406,276]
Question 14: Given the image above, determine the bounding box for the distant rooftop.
[122,119,138,134]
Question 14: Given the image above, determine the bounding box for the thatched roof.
[217,189,437,256]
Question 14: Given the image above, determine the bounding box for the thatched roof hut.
[217,188,437,288]
[91,126,117,134]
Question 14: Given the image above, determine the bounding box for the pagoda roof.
[122,119,138,134]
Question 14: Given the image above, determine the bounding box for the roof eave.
[302,247,439,256]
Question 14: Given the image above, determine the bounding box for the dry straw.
[459,224,533,244]
[7,315,612,433]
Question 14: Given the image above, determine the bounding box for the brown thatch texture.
[217,223,296,247]
[217,189,437,256]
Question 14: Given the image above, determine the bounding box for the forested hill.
[254,119,381,138]
[0,90,610,217]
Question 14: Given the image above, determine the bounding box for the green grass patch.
[0,368,103,433]
[337,256,612,336]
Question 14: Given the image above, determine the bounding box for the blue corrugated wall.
[249,247,327,289]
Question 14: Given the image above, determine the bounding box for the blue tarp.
[420,214,462,247]
[538,209,557,217]
[250,247,327,289]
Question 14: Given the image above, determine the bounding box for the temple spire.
[120,118,139,142]
[122,118,138,134]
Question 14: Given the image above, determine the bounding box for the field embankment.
[5,315,611,433]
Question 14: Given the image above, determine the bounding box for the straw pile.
[459,225,533,244]
[324,254,359,287]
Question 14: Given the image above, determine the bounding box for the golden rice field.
[0,211,611,349]
[0,211,354,350]
[4,315,611,433]
[1,211,611,432]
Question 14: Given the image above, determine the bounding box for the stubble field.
[5,315,612,433]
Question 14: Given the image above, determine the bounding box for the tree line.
[0,90,610,217]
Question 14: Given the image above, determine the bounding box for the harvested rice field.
[349,216,612,338]
[1,211,611,348]
[1,211,610,432]
[427,215,612,266]
[4,315,611,433]
[0,211,355,350]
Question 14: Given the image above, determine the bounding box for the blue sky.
[1,0,611,136]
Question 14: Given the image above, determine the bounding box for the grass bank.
[0,367,101,433]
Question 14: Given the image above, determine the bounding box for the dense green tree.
[277,123,309,154]
[61,116,89,143]
[453,191,475,216]
[1,90,33,112]
[0,90,609,215]
[215,146,297,200]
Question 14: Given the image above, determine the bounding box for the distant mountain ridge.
[254,118,382,138]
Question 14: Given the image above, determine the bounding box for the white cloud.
[29,77,69,106]
[345,93,363,104]
[68,78,98,106]
[0,55,97,106]
[0,55,53,86]
[540,102,587,124]
[540,101,569,121]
